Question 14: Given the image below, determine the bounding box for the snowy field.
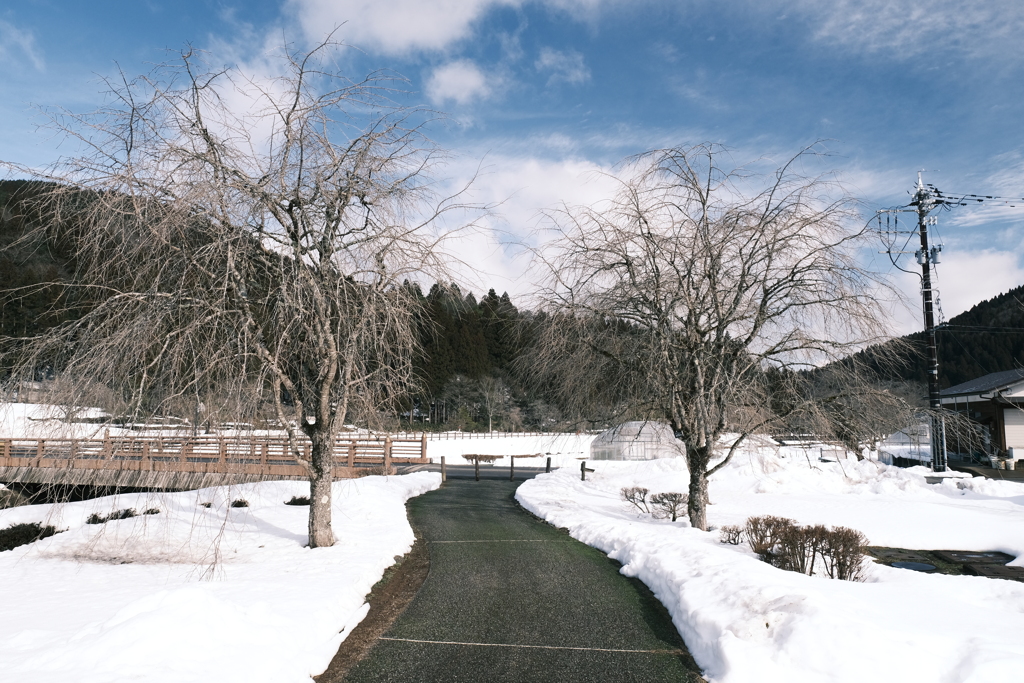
[424,432,595,468]
[0,473,440,683]
[517,441,1024,683]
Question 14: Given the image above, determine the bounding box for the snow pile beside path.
[516,449,1024,683]
[0,473,440,683]
[426,432,596,467]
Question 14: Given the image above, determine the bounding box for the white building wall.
[1003,408,1024,449]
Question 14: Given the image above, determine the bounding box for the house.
[939,368,1024,459]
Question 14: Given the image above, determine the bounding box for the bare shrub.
[719,524,744,545]
[819,526,868,581]
[650,492,688,522]
[775,524,828,574]
[743,515,867,581]
[745,515,796,560]
[621,486,651,514]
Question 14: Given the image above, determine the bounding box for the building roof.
[940,368,1024,397]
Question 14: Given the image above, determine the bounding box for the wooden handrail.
[0,434,428,479]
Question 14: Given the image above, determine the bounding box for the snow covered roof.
[939,368,1024,398]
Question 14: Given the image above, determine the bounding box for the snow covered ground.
[517,440,1024,683]
[0,402,123,439]
[424,432,596,468]
[0,473,440,683]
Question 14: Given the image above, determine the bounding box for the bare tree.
[478,376,510,432]
[1,41,470,547]
[530,143,900,530]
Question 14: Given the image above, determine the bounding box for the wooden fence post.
[441,455,446,482]
[580,461,594,481]
[546,456,551,473]
[384,436,392,471]
[261,443,269,477]
[421,432,428,463]
[475,456,479,481]
[347,442,356,469]
[509,456,515,482]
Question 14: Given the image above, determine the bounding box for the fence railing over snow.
[0,434,428,480]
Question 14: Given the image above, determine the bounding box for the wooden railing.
[0,434,428,479]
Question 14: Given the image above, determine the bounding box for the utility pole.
[909,173,946,472]
[879,176,1024,471]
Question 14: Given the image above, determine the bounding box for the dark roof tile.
[940,368,1024,397]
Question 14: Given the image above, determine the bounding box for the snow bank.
[516,444,1024,683]
[0,473,440,683]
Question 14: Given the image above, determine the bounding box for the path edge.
[314,502,431,683]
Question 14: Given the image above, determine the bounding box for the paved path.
[343,480,703,682]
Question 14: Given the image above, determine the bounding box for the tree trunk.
[308,428,335,548]
[686,443,710,531]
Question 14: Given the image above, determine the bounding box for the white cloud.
[287,0,521,55]
[434,150,620,299]
[0,20,44,71]
[535,47,590,85]
[286,0,625,56]
[426,60,493,106]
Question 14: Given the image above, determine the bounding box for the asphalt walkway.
[343,479,703,682]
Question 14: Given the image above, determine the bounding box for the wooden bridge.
[0,434,428,489]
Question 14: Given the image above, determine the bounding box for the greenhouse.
[589,421,685,461]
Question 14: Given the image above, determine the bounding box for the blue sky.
[3,0,1024,332]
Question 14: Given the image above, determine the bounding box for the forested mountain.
[856,286,1024,389]
[0,181,84,340]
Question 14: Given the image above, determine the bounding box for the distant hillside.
[0,180,82,340]
[861,285,1024,388]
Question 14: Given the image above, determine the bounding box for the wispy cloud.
[0,20,45,71]
[535,47,590,86]
[780,0,1024,62]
